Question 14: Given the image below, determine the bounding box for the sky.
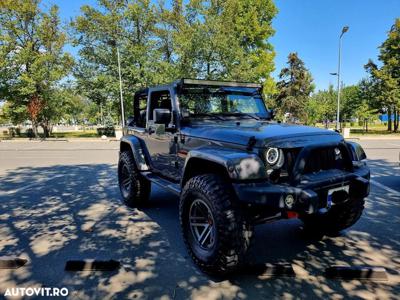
[43,0,399,91]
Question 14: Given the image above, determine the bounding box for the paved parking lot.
[0,139,399,299]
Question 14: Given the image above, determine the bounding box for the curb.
[0,138,118,142]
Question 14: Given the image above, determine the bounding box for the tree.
[352,78,378,132]
[72,0,171,121]
[341,85,360,123]
[276,52,314,121]
[306,85,336,126]
[365,18,400,132]
[72,0,278,120]
[0,0,73,137]
[0,100,28,125]
[170,0,277,83]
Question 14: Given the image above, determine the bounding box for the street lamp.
[334,26,349,131]
[108,40,125,127]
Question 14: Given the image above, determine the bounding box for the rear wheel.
[180,174,253,275]
[118,151,151,207]
[302,196,365,235]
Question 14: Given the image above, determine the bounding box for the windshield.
[179,87,269,119]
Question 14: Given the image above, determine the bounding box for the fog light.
[285,194,295,208]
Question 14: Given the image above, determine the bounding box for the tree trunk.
[397,111,400,132]
[41,121,50,138]
[32,122,39,138]
[388,108,392,132]
[43,126,49,138]
[394,109,399,132]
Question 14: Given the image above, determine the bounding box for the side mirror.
[153,108,171,125]
[181,108,190,118]
[126,116,134,126]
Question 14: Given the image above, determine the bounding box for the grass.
[315,123,400,136]
[51,130,98,138]
[0,130,99,139]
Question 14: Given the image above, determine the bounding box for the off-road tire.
[302,197,365,235]
[179,174,253,275]
[118,151,151,207]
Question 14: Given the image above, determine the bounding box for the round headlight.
[266,147,280,165]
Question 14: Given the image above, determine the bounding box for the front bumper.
[233,166,370,215]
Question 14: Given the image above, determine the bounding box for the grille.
[270,146,347,183]
[303,147,344,174]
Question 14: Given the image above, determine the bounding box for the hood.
[181,121,343,148]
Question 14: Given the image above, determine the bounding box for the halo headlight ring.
[266,147,279,165]
[265,147,284,169]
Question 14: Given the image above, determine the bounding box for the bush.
[15,127,21,136]
[96,114,116,137]
[97,127,115,137]
[104,115,115,128]
[8,127,15,137]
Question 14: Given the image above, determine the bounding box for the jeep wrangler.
[118,79,370,275]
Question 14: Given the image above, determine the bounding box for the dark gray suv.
[118,79,370,275]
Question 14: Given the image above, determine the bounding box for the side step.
[142,172,181,195]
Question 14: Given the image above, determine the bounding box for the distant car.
[118,79,370,275]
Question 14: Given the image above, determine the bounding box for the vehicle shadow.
[0,160,398,299]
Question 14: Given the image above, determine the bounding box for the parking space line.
[370,179,400,196]
[0,174,64,195]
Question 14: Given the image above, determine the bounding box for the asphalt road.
[0,139,399,299]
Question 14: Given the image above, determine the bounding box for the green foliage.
[72,0,172,119]
[97,114,115,136]
[71,0,278,119]
[0,101,28,125]
[0,0,74,136]
[341,85,361,122]
[275,52,314,121]
[103,114,115,128]
[365,18,400,131]
[306,82,378,130]
[306,85,336,126]
[171,0,277,82]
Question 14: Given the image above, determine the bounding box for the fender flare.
[181,147,267,186]
[120,136,151,171]
[345,141,367,161]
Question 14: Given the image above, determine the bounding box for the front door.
[144,89,180,181]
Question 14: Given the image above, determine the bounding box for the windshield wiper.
[190,113,226,121]
[222,112,260,120]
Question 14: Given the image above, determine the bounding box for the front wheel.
[179,174,253,275]
[302,197,365,235]
[118,151,151,207]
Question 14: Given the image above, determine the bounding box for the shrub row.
[97,127,115,137]
[3,127,22,137]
